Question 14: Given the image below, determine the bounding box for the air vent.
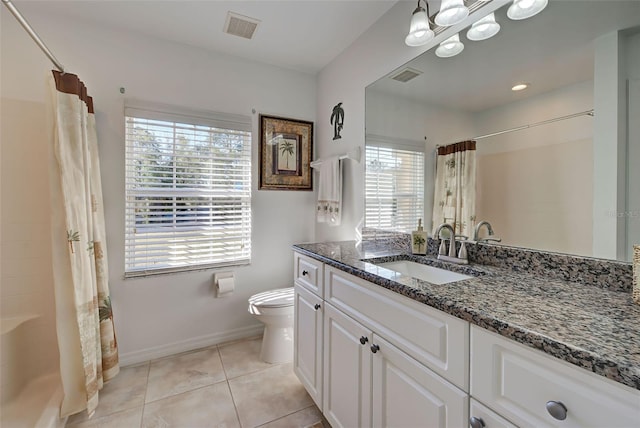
[224,12,261,40]
[390,67,423,83]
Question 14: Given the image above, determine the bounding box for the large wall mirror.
[365,0,640,262]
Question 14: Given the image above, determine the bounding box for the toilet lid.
[249,287,294,308]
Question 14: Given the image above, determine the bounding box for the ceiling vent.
[390,67,423,83]
[224,12,261,40]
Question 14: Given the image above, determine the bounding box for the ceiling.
[13,0,400,74]
[369,0,640,112]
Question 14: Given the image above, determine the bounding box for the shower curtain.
[49,70,119,418]
[432,140,477,238]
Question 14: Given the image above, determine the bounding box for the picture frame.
[259,114,313,190]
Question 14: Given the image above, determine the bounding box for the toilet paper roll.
[217,277,235,296]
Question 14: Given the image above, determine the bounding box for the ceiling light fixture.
[511,83,529,91]
[436,33,464,58]
[507,0,548,20]
[466,12,500,41]
[405,0,434,47]
[435,0,470,27]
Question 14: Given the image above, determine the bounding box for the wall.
[0,97,59,401]
[625,31,640,259]
[1,8,316,364]
[365,89,476,232]
[474,81,594,256]
[315,0,510,242]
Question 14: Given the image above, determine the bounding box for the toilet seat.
[249,287,294,308]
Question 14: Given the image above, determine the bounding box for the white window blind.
[124,105,252,277]
[365,142,425,233]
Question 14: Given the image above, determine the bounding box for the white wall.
[315,0,510,242]
[1,8,317,364]
[625,32,640,260]
[1,97,60,401]
[365,89,476,232]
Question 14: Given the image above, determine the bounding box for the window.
[365,139,425,233]
[124,105,251,276]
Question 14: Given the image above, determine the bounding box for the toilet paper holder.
[214,271,234,297]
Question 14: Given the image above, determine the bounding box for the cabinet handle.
[314,304,321,310]
[546,401,568,421]
[359,336,369,345]
[370,344,380,353]
[469,417,485,428]
[302,270,309,276]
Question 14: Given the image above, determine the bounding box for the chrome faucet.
[434,223,468,264]
[473,221,502,243]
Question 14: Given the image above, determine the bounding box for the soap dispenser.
[412,219,428,255]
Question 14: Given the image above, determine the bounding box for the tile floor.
[66,337,327,428]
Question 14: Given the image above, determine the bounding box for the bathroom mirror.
[365,0,640,262]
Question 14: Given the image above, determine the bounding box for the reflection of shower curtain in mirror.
[432,141,477,237]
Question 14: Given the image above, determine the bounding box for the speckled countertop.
[293,240,640,392]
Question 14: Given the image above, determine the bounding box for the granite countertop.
[293,240,640,392]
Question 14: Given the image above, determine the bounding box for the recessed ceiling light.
[512,83,529,91]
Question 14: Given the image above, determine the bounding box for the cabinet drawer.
[471,326,640,427]
[294,252,324,297]
[470,399,516,428]
[324,265,469,391]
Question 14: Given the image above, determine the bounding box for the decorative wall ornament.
[330,102,344,140]
[259,114,313,190]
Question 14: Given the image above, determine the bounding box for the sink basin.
[376,260,473,284]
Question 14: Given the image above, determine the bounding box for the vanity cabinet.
[469,399,517,428]
[323,301,468,428]
[471,326,640,427]
[293,283,323,409]
[294,252,324,296]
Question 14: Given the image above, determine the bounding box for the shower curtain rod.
[2,0,65,73]
[472,109,595,141]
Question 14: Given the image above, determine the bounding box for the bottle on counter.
[412,218,428,255]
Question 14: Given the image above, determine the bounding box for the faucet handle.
[438,239,447,255]
[455,234,468,241]
[458,242,468,260]
[480,236,502,243]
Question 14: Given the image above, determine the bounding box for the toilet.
[248,287,295,363]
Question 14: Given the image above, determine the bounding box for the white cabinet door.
[323,302,372,428]
[372,334,468,428]
[470,399,517,428]
[293,284,323,409]
[325,265,469,391]
[471,326,640,428]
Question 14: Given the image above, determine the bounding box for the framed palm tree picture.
[259,115,313,190]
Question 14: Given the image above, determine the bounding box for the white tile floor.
[66,337,327,428]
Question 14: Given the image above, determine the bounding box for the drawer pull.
[302,270,309,276]
[370,344,380,353]
[314,304,321,311]
[359,336,369,345]
[546,401,568,421]
[469,417,485,428]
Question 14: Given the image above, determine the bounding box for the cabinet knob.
[469,417,485,428]
[314,304,321,311]
[370,344,380,353]
[359,336,369,345]
[546,401,568,421]
[302,270,309,276]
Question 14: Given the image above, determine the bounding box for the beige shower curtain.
[49,70,119,418]
[432,141,477,238]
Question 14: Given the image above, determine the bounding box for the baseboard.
[119,324,264,367]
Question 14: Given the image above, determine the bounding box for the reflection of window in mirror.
[365,143,425,233]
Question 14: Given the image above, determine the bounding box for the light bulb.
[435,34,464,58]
[466,12,500,41]
[507,0,548,20]
[435,0,469,27]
